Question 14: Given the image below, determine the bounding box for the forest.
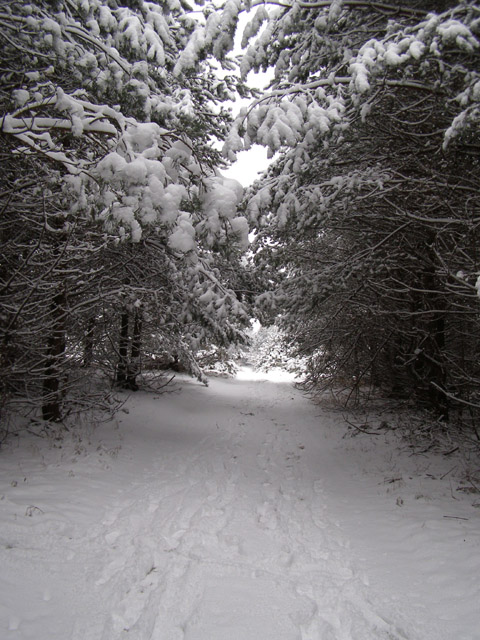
[1,0,480,443]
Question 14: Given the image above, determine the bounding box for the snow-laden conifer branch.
[248,0,428,17]
[3,116,117,136]
[221,1,480,160]
[1,0,253,419]
[236,0,480,413]
[63,25,131,74]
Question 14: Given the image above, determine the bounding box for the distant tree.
[247,324,306,374]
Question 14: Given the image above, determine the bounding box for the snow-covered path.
[1,370,479,639]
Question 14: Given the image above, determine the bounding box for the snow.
[168,215,196,253]
[161,184,188,223]
[408,40,425,60]
[437,20,477,46]
[350,62,370,94]
[202,175,244,221]
[1,371,479,639]
[121,157,148,184]
[12,90,30,107]
[475,274,480,298]
[96,151,127,181]
[240,6,269,49]
[229,216,249,249]
[42,17,62,37]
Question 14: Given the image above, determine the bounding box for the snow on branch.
[2,116,117,137]
[248,0,428,15]
[223,1,480,158]
[63,24,131,74]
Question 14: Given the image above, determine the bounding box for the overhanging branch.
[249,0,427,17]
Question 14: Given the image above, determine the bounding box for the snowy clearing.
[1,368,479,640]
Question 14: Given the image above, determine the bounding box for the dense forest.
[1,0,480,438]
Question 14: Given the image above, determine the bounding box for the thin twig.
[344,417,379,435]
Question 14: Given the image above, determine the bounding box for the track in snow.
[70,372,411,640]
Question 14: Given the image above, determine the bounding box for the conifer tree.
[0,0,251,421]
[213,0,480,415]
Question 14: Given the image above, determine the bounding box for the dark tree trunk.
[42,289,66,422]
[116,307,130,388]
[410,242,449,418]
[82,316,95,367]
[126,308,142,391]
[427,311,448,419]
[1,318,16,396]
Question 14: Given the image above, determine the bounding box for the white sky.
[222,143,270,187]
[220,13,275,188]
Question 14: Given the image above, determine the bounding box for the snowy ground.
[1,367,479,640]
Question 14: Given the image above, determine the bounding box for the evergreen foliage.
[2,0,480,429]
[218,0,480,419]
[0,0,251,422]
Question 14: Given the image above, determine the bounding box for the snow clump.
[168,213,196,253]
[200,174,248,247]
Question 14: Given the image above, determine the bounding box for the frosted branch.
[3,116,118,136]
[248,0,427,17]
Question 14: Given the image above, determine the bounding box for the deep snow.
[1,368,479,639]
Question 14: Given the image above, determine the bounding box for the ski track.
[2,373,465,639]
[71,377,410,640]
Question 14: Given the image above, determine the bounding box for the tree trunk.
[427,311,448,419]
[126,308,142,391]
[42,289,66,422]
[82,316,95,367]
[411,242,449,418]
[116,307,130,388]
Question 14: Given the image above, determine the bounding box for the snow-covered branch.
[248,0,428,16]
